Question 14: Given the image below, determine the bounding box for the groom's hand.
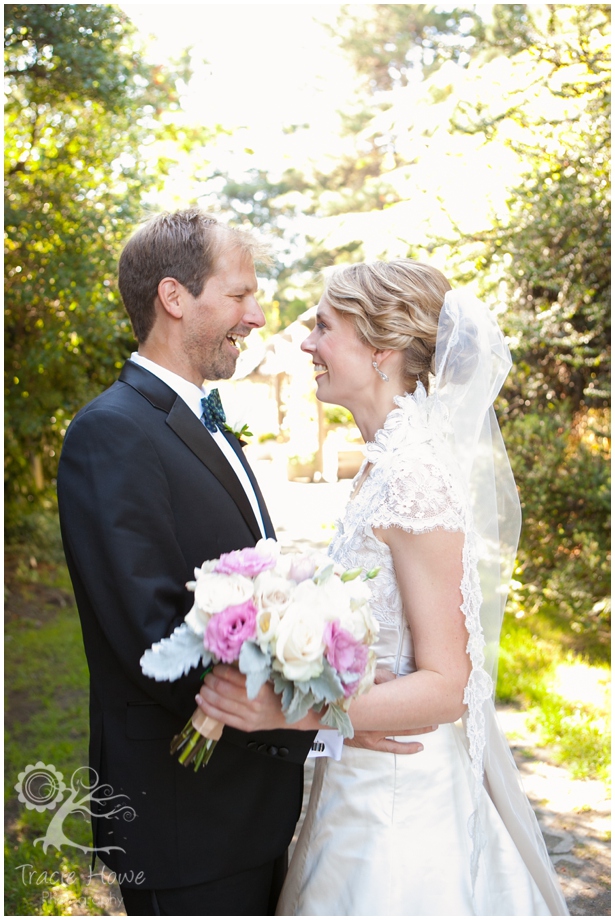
[344,726,437,754]
[195,664,288,733]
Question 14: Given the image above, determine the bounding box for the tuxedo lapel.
[119,362,263,543]
[222,431,276,539]
[166,400,263,542]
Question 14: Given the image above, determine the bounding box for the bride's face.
[301,296,375,410]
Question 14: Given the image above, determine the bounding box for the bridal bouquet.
[140,539,379,771]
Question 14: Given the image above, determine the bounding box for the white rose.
[199,559,218,575]
[253,570,293,618]
[347,577,371,604]
[313,575,354,624]
[185,571,254,636]
[195,572,253,612]
[255,608,281,652]
[274,585,326,682]
[316,574,377,643]
[338,585,379,645]
[184,599,212,637]
[185,560,217,593]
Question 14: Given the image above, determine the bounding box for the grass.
[496,613,611,784]
[5,546,110,915]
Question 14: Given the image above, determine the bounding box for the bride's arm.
[346,526,471,731]
[195,663,437,752]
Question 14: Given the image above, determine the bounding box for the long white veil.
[433,290,569,915]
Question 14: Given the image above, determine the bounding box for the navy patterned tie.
[200,389,227,434]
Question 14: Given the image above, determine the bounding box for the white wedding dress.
[277,387,569,917]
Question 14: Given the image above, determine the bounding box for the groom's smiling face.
[181,246,265,382]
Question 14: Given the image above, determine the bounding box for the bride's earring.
[372,361,389,382]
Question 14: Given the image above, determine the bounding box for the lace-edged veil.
[433,289,521,686]
[430,292,568,914]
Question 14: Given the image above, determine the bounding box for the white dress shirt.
[129,353,266,539]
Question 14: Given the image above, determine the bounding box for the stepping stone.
[551,854,585,876]
[540,825,575,854]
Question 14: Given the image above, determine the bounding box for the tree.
[470,5,611,414]
[331,3,480,90]
[4,5,210,527]
[203,168,318,330]
[303,5,610,413]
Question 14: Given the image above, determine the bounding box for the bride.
[197,260,569,916]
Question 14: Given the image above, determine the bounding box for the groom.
[57,209,318,916]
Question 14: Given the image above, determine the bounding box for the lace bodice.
[329,386,471,668]
[328,385,493,884]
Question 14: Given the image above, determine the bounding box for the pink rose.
[204,599,258,663]
[324,620,369,696]
[214,539,279,577]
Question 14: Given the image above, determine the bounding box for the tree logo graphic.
[15,763,136,854]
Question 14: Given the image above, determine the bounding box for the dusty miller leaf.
[273,673,294,711]
[297,660,345,704]
[239,642,272,699]
[285,686,315,723]
[239,641,270,673]
[319,703,354,739]
[140,624,207,682]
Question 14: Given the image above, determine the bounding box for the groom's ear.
[157,277,184,319]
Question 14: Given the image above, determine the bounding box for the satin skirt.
[277,721,562,916]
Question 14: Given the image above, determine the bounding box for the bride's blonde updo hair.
[323,259,451,392]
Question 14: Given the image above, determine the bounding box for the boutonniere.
[223,421,253,444]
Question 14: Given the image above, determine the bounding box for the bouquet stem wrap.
[170,708,223,771]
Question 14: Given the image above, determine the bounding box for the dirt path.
[499,708,611,917]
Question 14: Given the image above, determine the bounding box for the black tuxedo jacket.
[57,361,315,889]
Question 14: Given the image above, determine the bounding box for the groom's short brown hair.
[118,208,270,343]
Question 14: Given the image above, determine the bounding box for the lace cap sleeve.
[366,398,469,537]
